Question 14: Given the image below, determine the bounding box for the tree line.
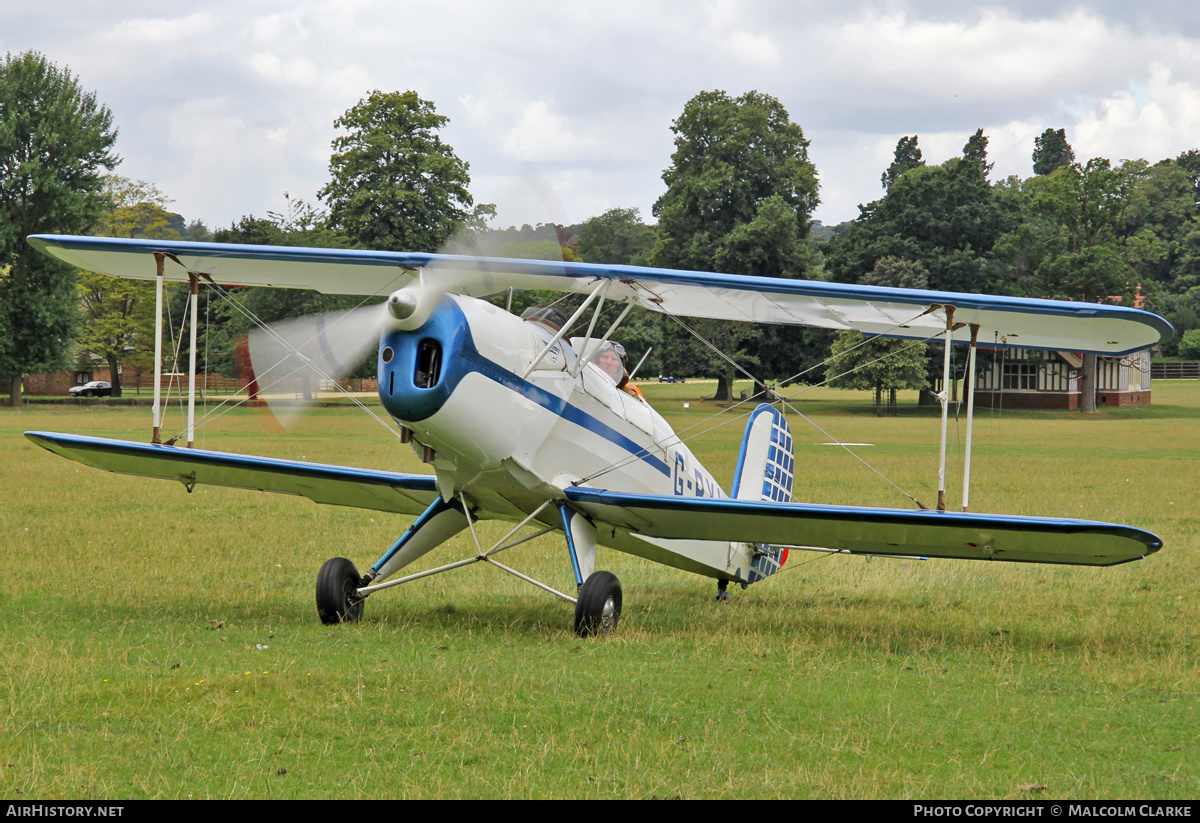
[3,49,1197,409]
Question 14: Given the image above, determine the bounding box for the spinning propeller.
[245,168,577,426]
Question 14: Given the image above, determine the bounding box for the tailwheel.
[574,571,622,637]
[316,557,366,625]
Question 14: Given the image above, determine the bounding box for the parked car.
[658,375,686,383]
[69,381,112,397]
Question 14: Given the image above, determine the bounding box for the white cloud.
[726,31,781,68]
[12,2,1200,229]
[814,8,1162,105]
[247,53,321,87]
[1075,63,1200,162]
[103,13,217,43]
[501,100,601,162]
[250,10,312,45]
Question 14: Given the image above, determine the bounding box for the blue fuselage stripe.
[460,349,670,476]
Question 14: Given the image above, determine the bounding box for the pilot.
[594,342,624,382]
[591,341,646,401]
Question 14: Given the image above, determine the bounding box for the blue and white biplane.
[25,234,1169,635]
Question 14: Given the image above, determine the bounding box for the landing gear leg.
[716,579,729,602]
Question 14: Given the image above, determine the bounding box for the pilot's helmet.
[593,340,626,361]
[520,306,567,331]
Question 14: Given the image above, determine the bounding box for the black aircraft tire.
[574,571,622,637]
[316,557,365,625]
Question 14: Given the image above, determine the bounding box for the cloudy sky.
[6,1,1200,236]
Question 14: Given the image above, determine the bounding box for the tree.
[75,177,176,397]
[825,257,930,415]
[578,207,655,265]
[1032,128,1075,176]
[1179,329,1200,359]
[0,51,119,403]
[962,129,994,177]
[882,135,924,190]
[1121,158,1197,288]
[825,330,928,416]
[206,198,365,381]
[650,89,819,401]
[1174,149,1200,208]
[828,157,1016,294]
[319,90,494,252]
[998,158,1150,412]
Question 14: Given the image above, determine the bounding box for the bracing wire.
[577,308,946,509]
[161,272,411,445]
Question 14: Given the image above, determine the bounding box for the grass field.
[1,382,1196,799]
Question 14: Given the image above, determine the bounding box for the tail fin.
[732,403,794,503]
[732,403,793,583]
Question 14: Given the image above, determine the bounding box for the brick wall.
[1098,391,1151,407]
[973,391,1079,410]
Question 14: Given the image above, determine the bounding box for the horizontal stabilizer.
[25,431,439,515]
[564,487,1161,567]
[29,235,1172,355]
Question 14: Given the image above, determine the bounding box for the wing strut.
[573,301,635,378]
[937,315,983,512]
[152,253,165,444]
[186,271,200,448]
[936,306,955,510]
[144,249,205,448]
[962,323,980,511]
[522,280,607,378]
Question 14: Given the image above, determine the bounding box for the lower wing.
[565,487,1161,567]
[24,432,1164,567]
[25,432,439,516]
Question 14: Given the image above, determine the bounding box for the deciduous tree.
[828,157,1015,294]
[319,90,494,253]
[578,207,655,266]
[825,257,930,415]
[650,89,819,401]
[75,177,176,397]
[825,329,928,416]
[0,51,119,403]
[999,158,1150,411]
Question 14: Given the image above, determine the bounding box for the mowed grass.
[1,382,1196,799]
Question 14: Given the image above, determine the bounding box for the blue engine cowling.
[378,298,473,423]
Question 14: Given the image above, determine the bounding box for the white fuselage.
[377,294,753,581]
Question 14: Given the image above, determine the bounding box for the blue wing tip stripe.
[31,235,1173,352]
[25,431,439,492]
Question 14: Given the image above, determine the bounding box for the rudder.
[731,403,793,583]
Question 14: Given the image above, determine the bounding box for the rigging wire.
[577,307,945,510]
[575,313,934,490]
[161,273,411,445]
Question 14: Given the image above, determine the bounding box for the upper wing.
[30,234,1172,355]
[26,431,439,515]
[564,487,1161,567]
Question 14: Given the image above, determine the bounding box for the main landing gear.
[312,499,750,634]
[316,557,366,624]
[574,571,622,637]
[313,498,626,637]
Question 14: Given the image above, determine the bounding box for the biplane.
[24,234,1170,636]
